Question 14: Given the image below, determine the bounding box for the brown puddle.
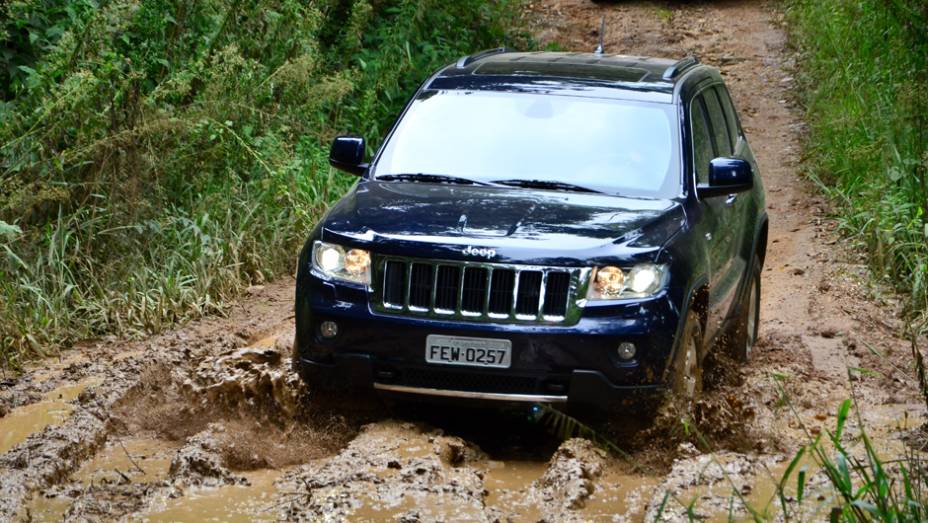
[581,467,661,521]
[486,459,658,522]
[73,437,179,485]
[483,459,547,521]
[20,495,72,523]
[142,468,286,522]
[21,437,180,522]
[351,491,486,522]
[0,378,103,454]
[25,350,92,385]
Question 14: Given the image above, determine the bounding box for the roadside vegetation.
[0,0,526,368]
[786,0,928,326]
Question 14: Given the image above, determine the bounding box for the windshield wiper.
[491,179,602,193]
[376,173,495,186]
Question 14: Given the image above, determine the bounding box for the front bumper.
[295,275,684,410]
[297,353,663,408]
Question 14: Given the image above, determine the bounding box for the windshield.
[372,90,681,198]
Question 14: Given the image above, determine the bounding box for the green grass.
[0,0,528,368]
[767,381,927,522]
[645,387,928,521]
[786,0,928,325]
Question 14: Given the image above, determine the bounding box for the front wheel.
[730,258,761,362]
[666,310,704,408]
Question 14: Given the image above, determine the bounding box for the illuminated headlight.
[312,241,371,285]
[587,264,667,300]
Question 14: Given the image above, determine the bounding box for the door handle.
[725,194,737,206]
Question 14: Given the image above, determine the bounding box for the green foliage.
[775,396,927,522]
[786,0,928,322]
[0,0,99,100]
[0,0,528,367]
[660,382,927,520]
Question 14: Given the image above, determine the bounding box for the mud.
[0,378,102,454]
[2,1,927,521]
[143,468,286,522]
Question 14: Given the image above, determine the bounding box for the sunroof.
[474,61,649,83]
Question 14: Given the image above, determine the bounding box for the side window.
[703,88,732,157]
[690,96,714,185]
[714,86,741,150]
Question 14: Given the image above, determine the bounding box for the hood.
[320,181,685,264]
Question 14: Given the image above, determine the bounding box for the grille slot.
[435,265,460,311]
[409,263,433,309]
[489,269,515,314]
[375,257,581,324]
[543,271,570,317]
[383,260,406,306]
[516,271,543,316]
[462,267,489,313]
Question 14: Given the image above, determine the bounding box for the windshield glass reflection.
[373,90,681,199]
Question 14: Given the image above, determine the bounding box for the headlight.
[312,241,371,285]
[587,264,667,300]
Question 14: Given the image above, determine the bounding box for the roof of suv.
[429,50,707,104]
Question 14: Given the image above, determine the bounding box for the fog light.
[617,342,636,361]
[319,321,338,338]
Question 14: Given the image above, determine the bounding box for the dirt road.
[2,1,924,521]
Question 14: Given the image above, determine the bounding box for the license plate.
[425,335,512,369]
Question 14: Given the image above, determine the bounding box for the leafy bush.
[0,0,527,367]
[786,0,928,323]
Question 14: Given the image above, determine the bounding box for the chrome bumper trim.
[373,383,567,403]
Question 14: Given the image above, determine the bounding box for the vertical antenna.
[594,16,606,55]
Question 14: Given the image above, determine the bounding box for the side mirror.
[329,136,367,176]
[697,157,753,198]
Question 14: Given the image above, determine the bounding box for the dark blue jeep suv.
[294,49,768,412]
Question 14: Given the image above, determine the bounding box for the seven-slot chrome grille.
[373,256,589,324]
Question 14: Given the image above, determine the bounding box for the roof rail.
[661,56,699,80]
[456,47,509,69]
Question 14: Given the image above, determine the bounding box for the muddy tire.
[730,257,761,363]
[663,310,704,412]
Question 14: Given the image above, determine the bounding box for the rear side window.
[714,86,741,149]
[703,89,732,157]
[690,97,713,184]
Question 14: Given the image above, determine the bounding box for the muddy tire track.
[0,282,323,521]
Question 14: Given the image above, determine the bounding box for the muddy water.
[0,378,102,454]
[484,460,660,522]
[73,437,179,485]
[21,437,180,522]
[483,459,548,521]
[581,468,661,521]
[351,457,551,521]
[20,495,72,523]
[143,468,286,522]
